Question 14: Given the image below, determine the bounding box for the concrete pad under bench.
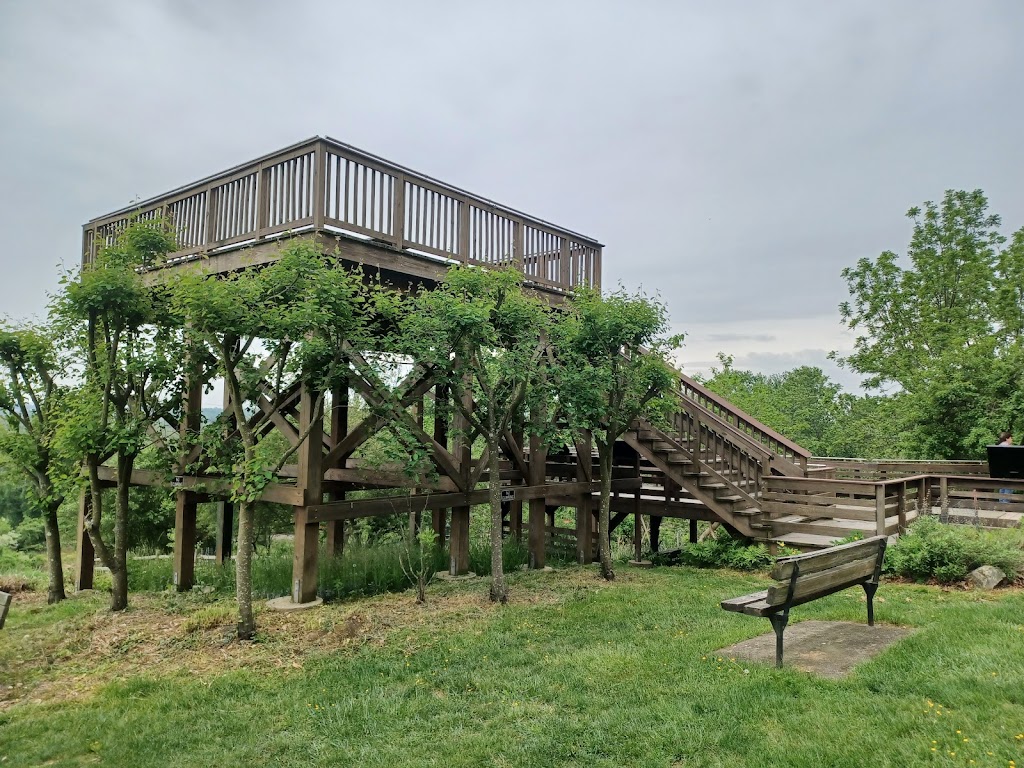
[716,620,913,679]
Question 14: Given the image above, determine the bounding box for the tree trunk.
[597,442,615,581]
[43,501,66,604]
[487,433,508,603]
[110,453,134,612]
[235,497,256,639]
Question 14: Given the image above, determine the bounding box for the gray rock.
[967,565,1007,589]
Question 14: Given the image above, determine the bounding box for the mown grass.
[1,564,1023,767]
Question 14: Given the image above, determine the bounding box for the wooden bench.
[720,536,887,668]
[0,590,11,630]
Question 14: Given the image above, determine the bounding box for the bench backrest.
[0,590,11,630]
[766,536,887,608]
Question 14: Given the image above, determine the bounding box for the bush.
[13,516,46,550]
[884,517,1023,584]
[667,530,777,571]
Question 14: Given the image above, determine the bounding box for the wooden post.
[510,415,524,542]
[394,173,406,249]
[896,483,908,534]
[632,452,643,561]
[431,383,449,547]
[215,501,233,565]
[173,376,202,591]
[649,514,662,554]
[918,477,929,516]
[939,476,949,524]
[292,381,324,603]
[575,434,594,564]
[172,492,198,590]
[527,425,547,569]
[689,519,698,543]
[449,373,472,575]
[875,484,887,536]
[74,488,94,591]
[324,379,348,557]
[458,200,470,262]
[559,237,570,288]
[313,140,326,229]
[214,379,234,565]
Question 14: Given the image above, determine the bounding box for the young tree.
[552,288,680,580]
[0,323,72,603]
[837,189,1024,457]
[55,220,185,611]
[401,267,549,603]
[173,241,373,638]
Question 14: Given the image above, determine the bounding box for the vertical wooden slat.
[393,175,406,248]
[313,143,326,229]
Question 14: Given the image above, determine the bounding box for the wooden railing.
[763,474,1024,536]
[675,372,812,476]
[82,137,603,293]
[810,457,989,480]
[763,475,928,537]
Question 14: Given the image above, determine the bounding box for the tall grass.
[126,537,533,601]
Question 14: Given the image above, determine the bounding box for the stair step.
[770,532,842,551]
[770,517,873,538]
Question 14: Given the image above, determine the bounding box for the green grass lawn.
[1,565,1023,767]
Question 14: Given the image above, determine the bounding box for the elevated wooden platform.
[83,137,602,297]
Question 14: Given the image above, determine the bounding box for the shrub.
[884,517,1023,584]
[12,516,46,550]
[668,530,776,571]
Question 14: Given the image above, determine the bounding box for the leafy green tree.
[837,189,1024,458]
[401,267,549,602]
[0,323,72,602]
[552,288,679,580]
[54,219,185,611]
[174,241,373,638]
[699,355,843,456]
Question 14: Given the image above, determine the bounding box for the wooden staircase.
[614,370,863,550]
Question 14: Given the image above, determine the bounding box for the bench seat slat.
[771,536,885,580]
[740,599,772,617]
[720,590,769,612]
[766,556,878,606]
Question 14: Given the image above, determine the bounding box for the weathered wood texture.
[0,590,10,630]
[82,137,602,295]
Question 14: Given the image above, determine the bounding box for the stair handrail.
[675,370,811,467]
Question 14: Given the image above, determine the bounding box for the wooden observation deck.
[84,137,954,607]
[83,136,603,293]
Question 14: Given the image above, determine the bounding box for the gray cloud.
[707,333,777,343]
[2,1,1022,352]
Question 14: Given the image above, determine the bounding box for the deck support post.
[432,383,449,548]
[576,433,594,564]
[215,501,233,565]
[173,375,202,591]
[324,379,348,558]
[292,380,324,603]
[449,372,472,575]
[649,514,662,554]
[172,492,198,590]
[74,488,94,591]
[527,421,547,569]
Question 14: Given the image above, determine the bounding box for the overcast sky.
[2,1,1023,391]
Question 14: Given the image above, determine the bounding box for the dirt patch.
[0,566,617,709]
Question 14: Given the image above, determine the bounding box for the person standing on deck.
[997,431,1014,502]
